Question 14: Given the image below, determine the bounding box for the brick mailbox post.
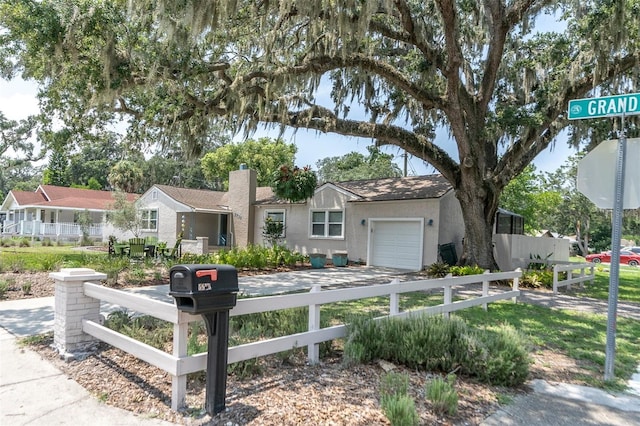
[49,268,107,358]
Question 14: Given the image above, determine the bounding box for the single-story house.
[2,169,568,270]
[137,169,465,270]
[0,185,137,241]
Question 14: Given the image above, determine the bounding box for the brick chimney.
[228,167,256,248]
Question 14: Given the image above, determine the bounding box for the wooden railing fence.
[79,270,522,410]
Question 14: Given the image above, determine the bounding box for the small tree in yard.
[76,209,93,246]
[262,216,285,247]
[107,191,142,237]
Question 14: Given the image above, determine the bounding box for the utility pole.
[403,151,408,177]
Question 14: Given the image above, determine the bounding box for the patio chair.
[161,237,182,260]
[128,238,146,259]
[144,236,159,258]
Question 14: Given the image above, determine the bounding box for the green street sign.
[568,93,640,120]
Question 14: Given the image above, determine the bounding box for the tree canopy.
[201,137,297,189]
[316,146,403,183]
[2,0,638,268]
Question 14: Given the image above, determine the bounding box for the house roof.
[153,184,277,211]
[331,174,452,202]
[2,185,137,212]
[254,174,453,204]
[153,185,230,212]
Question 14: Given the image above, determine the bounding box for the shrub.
[0,238,14,247]
[344,315,530,387]
[464,325,531,387]
[425,374,458,416]
[520,269,556,289]
[0,280,9,298]
[39,254,63,272]
[381,394,419,426]
[379,372,419,426]
[449,265,484,276]
[380,372,410,404]
[104,310,172,350]
[19,238,31,247]
[425,262,450,278]
[21,282,32,295]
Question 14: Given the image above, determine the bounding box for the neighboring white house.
[0,185,137,242]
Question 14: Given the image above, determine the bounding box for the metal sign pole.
[604,114,627,381]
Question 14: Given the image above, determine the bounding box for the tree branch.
[266,105,460,184]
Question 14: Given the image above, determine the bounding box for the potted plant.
[272,165,318,202]
[332,251,348,267]
[309,253,327,268]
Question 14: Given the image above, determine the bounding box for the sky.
[0,75,576,176]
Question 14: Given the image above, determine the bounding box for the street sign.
[568,92,640,120]
[577,138,640,209]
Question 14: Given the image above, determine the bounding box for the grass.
[0,244,106,272]
[455,302,640,390]
[580,266,640,303]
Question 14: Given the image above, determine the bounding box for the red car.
[586,250,640,266]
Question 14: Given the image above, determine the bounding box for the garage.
[369,219,424,271]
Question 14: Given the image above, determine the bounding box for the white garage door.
[369,220,423,270]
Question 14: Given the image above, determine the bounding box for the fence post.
[49,268,107,358]
[553,264,559,295]
[389,278,400,315]
[513,268,521,303]
[171,311,191,411]
[567,269,573,291]
[443,274,453,318]
[482,270,490,311]
[308,285,322,364]
[578,266,585,289]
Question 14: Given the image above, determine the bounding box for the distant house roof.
[1,185,137,212]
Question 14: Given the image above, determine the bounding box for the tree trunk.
[455,178,500,270]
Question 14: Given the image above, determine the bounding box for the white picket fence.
[552,262,595,294]
[80,270,522,411]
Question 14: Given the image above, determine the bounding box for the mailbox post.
[169,264,238,416]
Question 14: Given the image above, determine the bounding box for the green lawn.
[0,244,107,272]
[456,302,640,390]
[581,266,640,303]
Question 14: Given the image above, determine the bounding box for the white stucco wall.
[437,191,465,262]
[493,234,571,271]
[254,185,465,268]
[136,188,183,246]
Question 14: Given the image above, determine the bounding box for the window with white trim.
[141,209,158,231]
[310,210,344,238]
[265,210,286,238]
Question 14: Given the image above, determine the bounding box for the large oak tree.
[1,0,638,268]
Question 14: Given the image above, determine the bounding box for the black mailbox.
[169,264,239,417]
[169,264,238,313]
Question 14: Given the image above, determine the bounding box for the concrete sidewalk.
[0,327,175,425]
[1,266,640,425]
